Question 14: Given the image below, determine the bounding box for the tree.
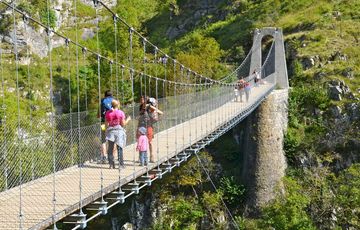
[261,177,316,230]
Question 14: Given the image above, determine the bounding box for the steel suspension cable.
[45,0,57,228]
[180,66,185,149]
[121,64,124,103]
[73,0,84,216]
[0,38,7,190]
[143,38,147,97]
[94,0,105,204]
[155,78,160,168]
[113,15,119,99]
[128,27,137,182]
[65,39,74,165]
[109,61,114,95]
[12,1,23,227]
[22,15,36,181]
[81,48,88,112]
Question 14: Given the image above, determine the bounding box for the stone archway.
[250,27,289,89]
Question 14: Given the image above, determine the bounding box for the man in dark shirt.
[100,90,113,162]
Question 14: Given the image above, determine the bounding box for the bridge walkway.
[0,82,274,229]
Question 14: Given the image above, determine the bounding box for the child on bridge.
[136,127,149,166]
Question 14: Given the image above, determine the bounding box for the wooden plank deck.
[0,83,274,229]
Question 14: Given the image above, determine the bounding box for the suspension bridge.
[0,0,288,229]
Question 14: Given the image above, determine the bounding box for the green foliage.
[171,151,215,188]
[174,32,226,79]
[219,176,245,205]
[152,196,204,230]
[40,8,57,29]
[334,164,360,229]
[261,177,316,230]
[284,128,303,162]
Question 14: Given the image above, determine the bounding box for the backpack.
[101,96,113,122]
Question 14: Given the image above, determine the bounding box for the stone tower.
[242,27,289,213]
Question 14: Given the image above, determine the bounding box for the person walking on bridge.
[237,78,245,102]
[105,99,131,169]
[244,81,251,102]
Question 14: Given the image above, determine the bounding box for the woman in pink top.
[136,127,149,166]
[105,100,131,169]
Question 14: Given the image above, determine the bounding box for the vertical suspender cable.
[65,39,74,166]
[199,76,203,138]
[82,48,88,112]
[94,1,105,203]
[180,66,185,150]
[12,1,23,227]
[173,60,177,155]
[74,0,84,215]
[187,70,192,148]
[155,78,160,168]
[113,15,119,98]
[143,38,147,97]
[23,16,35,181]
[194,73,198,144]
[121,65,124,103]
[0,39,7,190]
[46,0,57,227]
[112,15,123,195]
[109,61,113,94]
[140,73,143,97]
[128,28,137,182]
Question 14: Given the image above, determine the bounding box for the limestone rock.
[330,51,347,61]
[301,57,315,69]
[346,103,360,121]
[81,0,116,8]
[121,222,134,230]
[342,67,354,79]
[314,72,327,80]
[329,105,342,118]
[328,85,342,101]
